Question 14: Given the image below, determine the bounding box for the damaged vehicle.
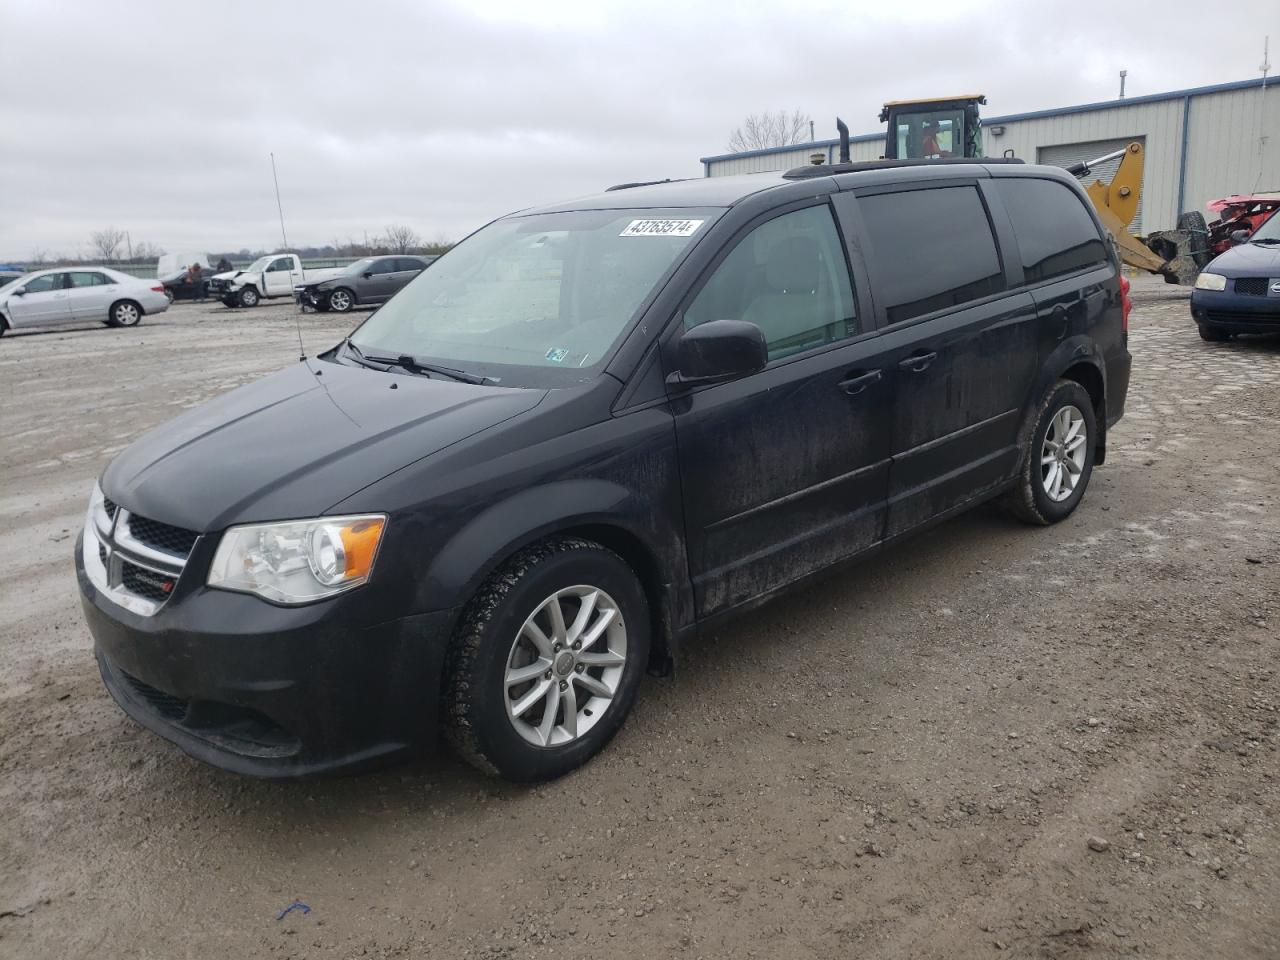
[77,157,1130,781]
[1190,208,1280,340]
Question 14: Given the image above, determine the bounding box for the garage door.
[1038,136,1146,235]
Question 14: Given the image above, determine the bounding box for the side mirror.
[668,319,767,387]
[12,286,25,296]
[1229,229,1251,244]
[362,271,373,279]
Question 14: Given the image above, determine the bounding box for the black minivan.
[77,159,1131,781]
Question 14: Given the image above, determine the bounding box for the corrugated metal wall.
[1183,83,1280,222]
[704,83,1280,235]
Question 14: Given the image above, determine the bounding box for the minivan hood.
[102,360,546,532]
[1206,242,1280,276]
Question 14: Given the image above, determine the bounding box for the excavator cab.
[880,95,986,160]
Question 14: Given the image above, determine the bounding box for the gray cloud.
[1,0,1273,260]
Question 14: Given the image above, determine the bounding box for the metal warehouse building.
[700,78,1278,234]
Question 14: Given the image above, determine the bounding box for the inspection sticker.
[620,219,704,238]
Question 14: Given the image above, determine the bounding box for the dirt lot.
[2,280,1278,959]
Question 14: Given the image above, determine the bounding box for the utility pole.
[270,152,289,251]
[809,119,815,142]
[1119,70,1127,99]
[126,230,132,262]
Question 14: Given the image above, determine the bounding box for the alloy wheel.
[503,585,628,748]
[1040,404,1087,502]
[329,290,352,312]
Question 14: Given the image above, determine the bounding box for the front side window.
[350,206,720,382]
[369,259,399,275]
[268,258,293,272]
[859,186,1004,325]
[995,179,1111,284]
[23,273,63,293]
[685,205,857,361]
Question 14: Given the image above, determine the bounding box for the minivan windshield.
[348,207,721,384]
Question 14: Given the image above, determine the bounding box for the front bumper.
[1191,286,1280,333]
[77,532,455,777]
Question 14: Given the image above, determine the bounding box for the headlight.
[208,514,387,604]
[1194,273,1227,291]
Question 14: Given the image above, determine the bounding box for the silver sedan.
[0,267,170,336]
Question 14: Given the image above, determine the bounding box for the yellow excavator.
[879,95,1197,283]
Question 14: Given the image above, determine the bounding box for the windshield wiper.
[1250,237,1280,245]
[343,339,491,384]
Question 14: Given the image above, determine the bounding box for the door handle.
[837,369,882,396]
[897,351,937,373]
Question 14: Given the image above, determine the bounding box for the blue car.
[1190,213,1280,341]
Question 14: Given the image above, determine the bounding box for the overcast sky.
[0,0,1274,261]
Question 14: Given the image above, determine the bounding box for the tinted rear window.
[859,185,1004,325]
[995,178,1109,283]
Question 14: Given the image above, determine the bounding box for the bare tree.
[89,226,127,262]
[383,224,421,254]
[27,248,50,265]
[728,109,812,152]
[131,240,166,260]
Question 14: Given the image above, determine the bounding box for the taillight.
[1119,275,1132,336]
[151,285,165,293]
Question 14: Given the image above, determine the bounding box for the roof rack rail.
[606,178,684,192]
[783,156,1024,180]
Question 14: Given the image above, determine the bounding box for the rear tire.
[1198,323,1230,342]
[1002,380,1097,526]
[327,288,354,313]
[1178,211,1210,269]
[445,538,650,781]
[237,287,260,308]
[106,300,142,328]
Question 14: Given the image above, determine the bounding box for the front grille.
[121,561,176,602]
[103,496,118,521]
[127,515,199,558]
[119,669,189,721]
[1235,277,1270,297]
[97,542,108,566]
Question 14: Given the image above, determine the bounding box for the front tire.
[237,287,260,308]
[327,288,354,313]
[1198,323,1230,342]
[107,300,142,327]
[445,538,650,781]
[1003,380,1097,525]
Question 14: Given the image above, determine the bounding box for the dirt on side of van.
[1,281,1278,959]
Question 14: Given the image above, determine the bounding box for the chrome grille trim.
[83,495,198,617]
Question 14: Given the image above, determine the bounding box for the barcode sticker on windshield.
[620,219,704,238]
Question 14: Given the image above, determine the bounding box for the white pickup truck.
[207,254,344,308]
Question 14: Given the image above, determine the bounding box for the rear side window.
[859,186,1004,325]
[685,204,858,361]
[995,178,1109,283]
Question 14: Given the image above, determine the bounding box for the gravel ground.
[1,279,1278,958]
